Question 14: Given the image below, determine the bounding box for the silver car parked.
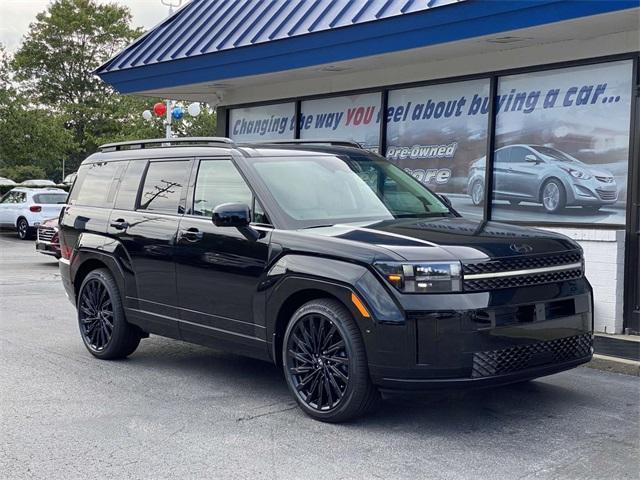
[467,145,618,213]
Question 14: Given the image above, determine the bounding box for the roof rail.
[250,139,363,149]
[98,137,234,152]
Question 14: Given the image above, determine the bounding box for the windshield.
[33,193,67,204]
[534,146,580,163]
[246,153,451,228]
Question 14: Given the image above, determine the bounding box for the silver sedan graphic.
[467,145,618,213]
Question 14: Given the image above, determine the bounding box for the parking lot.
[1,232,638,480]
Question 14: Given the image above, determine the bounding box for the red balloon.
[153,102,167,116]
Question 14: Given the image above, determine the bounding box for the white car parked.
[0,188,68,239]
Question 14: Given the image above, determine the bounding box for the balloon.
[153,102,167,116]
[187,102,201,117]
[172,106,183,120]
[142,110,152,121]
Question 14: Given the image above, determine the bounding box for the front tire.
[78,268,141,359]
[282,299,380,423]
[541,179,566,213]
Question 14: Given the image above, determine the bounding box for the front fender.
[263,254,406,365]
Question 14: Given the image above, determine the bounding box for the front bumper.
[567,178,617,206]
[35,240,60,257]
[365,280,593,391]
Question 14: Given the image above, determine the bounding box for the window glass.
[139,161,189,213]
[492,60,633,224]
[114,161,147,210]
[1,192,16,203]
[33,193,67,204]
[193,160,252,217]
[247,153,450,228]
[300,93,381,152]
[386,78,490,221]
[72,162,120,207]
[229,103,295,141]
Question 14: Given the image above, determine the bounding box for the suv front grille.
[471,334,592,378]
[462,251,583,291]
[37,227,57,242]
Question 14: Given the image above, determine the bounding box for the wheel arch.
[538,175,567,203]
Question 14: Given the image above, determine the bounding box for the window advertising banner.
[300,93,382,152]
[229,103,295,141]
[491,60,633,225]
[386,79,490,219]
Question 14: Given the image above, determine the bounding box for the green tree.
[0,165,47,183]
[11,0,145,170]
[0,45,76,181]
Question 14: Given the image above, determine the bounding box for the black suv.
[59,138,593,422]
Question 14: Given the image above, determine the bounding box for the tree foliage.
[5,0,218,181]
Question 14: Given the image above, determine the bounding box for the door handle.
[178,228,204,242]
[110,219,129,230]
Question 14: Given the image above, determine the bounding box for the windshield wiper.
[302,224,335,229]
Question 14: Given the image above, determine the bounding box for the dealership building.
[97,0,640,336]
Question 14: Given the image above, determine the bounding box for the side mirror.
[525,154,540,164]
[212,203,250,228]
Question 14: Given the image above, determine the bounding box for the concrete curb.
[583,354,640,376]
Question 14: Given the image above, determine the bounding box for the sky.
[0,0,177,51]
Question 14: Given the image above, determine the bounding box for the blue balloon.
[171,106,184,120]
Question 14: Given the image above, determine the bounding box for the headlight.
[566,168,592,180]
[374,261,462,293]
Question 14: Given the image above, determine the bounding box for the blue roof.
[96,0,639,94]
[99,0,464,73]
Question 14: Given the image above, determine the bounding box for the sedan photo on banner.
[489,60,633,224]
[385,78,490,219]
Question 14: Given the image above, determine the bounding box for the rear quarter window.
[33,193,68,204]
[68,161,122,207]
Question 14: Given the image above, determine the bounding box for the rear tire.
[470,180,484,206]
[282,298,380,423]
[77,268,141,360]
[16,218,32,240]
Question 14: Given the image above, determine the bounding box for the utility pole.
[160,0,183,139]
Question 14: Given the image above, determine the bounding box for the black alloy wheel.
[283,299,380,422]
[17,218,29,240]
[77,269,141,359]
[79,277,114,352]
[286,313,350,411]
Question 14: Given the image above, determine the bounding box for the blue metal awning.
[96,0,638,94]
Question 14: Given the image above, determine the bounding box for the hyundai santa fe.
[468,144,617,213]
[58,138,593,422]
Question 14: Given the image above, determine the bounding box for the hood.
[301,217,579,262]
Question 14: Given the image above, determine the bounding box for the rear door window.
[138,160,189,214]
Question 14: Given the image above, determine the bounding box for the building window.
[300,93,382,153]
[491,60,633,225]
[386,78,490,219]
[229,102,295,141]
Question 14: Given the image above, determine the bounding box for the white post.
[165,99,172,139]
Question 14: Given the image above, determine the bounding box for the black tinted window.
[70,162,121,207]
[139,161,189,213]
[494,149,510,163]
[193,159,252,217]
[114,161,147,210]
[510,147,531,163]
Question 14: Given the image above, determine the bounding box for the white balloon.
[142,110,153,121]
[187,102,201,117]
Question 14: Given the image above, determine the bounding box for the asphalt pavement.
[1,231,638,480]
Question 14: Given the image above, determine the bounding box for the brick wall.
[543,228,625,334]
